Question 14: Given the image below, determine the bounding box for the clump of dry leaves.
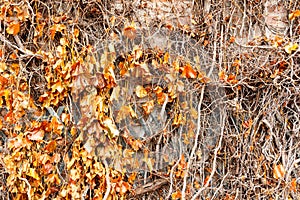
[0,0,300,199]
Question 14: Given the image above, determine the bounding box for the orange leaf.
[289,10,300,21]
[44,140,57,153]
[227,74,238,84]
[46,174,61,185]
[181,64,198,79]
[128,172,137,184]
[171,191,182,199]
[219,70,226,81]
[290,178,297,192]
[6,21,20,35]
[229,36,235,43]
[142,100,154,115]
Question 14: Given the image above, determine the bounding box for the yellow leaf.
[284,43,298,54]
[135,85,148,98]
[142,100,154,115]
[289,10,300,21]
[6,21,20,35]
[27,168,40,180]
[173,113,185,126]
[103,117,120,137]
[52,81,64,93]
[0,62,7,72]
[171,191,182,199]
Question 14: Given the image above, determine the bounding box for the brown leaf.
[124,24,137,40]
[44,140,57,153]
[142,100,154,115]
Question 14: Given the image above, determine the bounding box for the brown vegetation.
[0,0,299,199]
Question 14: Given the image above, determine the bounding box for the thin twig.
[181,85,205,199]
[102,159,111,200]
[19,177,31,200]
[191,110,226,200]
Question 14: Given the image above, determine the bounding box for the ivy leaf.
[6,21,20,35]
[284,43,298,54]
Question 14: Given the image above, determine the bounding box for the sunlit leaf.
[27,129,44,141]
[171,191,182,199]
[27,168,40,180]
[102,117,120,137]
[289,10,300,21]
[44,140,57,153]
[135,85,148,98]
[284,43,298,54]
[6,21,20,35]
[181,64,197,79]
[0,62,7,72]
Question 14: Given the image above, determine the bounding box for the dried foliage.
[0,0,300,199]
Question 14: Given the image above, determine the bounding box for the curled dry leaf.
[123,23,137,40]
[102,117,120,137]
[142,100,154,115]
[181,64,198,79]
[116,105,137,123]
[27,128,45,141]
[135,85,148,98]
